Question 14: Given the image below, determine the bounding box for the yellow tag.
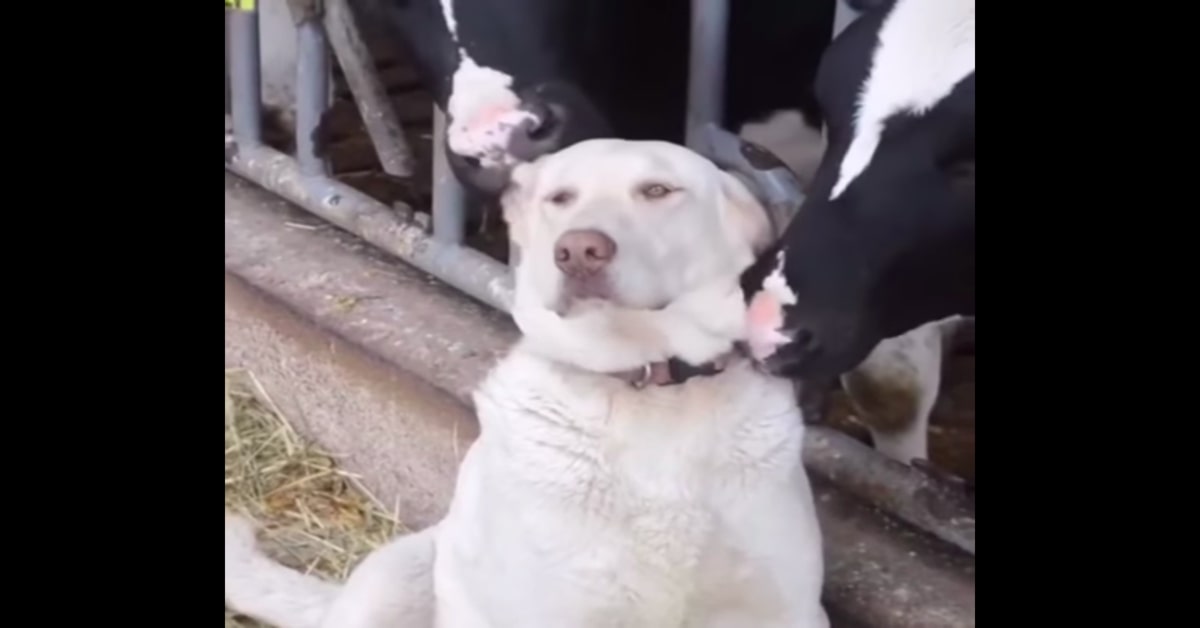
[225,0,256,11]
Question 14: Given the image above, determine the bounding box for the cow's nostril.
[526,106,557,140]
[791,328,817,350]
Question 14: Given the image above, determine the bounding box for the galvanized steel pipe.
[432,107,467,245]
[227,143,513,311]
[296,17,331,176]
[227,4,263,146]
[684,0,729,150]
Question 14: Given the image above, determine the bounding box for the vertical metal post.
[833,0,861,38]
[432,107,466,244]
[228,1,263,146]
[225,13,232,114]
[296,17,331,176]
[684,0,730,150]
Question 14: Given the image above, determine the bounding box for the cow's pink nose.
[554,229,617,277]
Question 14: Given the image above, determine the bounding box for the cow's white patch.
[762,250,797,307]
[737,109,828,189]
[830,0,975,199]
[437,0,540,168]
[446,58,537,166]
[438,0,459,38]
[746,251,798,359]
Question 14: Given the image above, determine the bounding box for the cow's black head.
[369,0,612,196]
[741,0,975,380]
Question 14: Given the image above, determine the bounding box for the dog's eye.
[546,189,576,206]
[640,183,675,200]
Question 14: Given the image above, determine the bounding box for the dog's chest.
[469,358,805,624]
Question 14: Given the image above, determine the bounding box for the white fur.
[437,0,459,37]
[831,0,975,199]
[761,251,797,308]
[745,251,799,361]
[445,59,538,167]
[225,139,829,628]
[506,139,774,372]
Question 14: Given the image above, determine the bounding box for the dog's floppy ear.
[716,170,774,254]
[500,159,543,248]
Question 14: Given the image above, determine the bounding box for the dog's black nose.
[555,229,617,277]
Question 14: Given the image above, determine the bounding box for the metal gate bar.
[684,0,729,150]
[224,0,974,559]
[295,15,330,176]
[228,5,262,146]
[432,107,467,245]
[834,0,861,37]
[324,0,415,177]
[228,143,513,311]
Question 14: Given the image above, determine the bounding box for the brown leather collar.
[607,352,737,388]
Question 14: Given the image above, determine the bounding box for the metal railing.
[223,0,973,558]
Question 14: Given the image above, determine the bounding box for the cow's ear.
[717,170,774,255]
[500,159,543,247]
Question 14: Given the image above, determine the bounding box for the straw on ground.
[224,369,405,627]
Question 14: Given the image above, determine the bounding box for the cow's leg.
[839,316,965,465]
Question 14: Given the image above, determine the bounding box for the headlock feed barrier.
[224,0,975,625]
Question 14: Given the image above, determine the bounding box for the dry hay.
[224,369,406,627]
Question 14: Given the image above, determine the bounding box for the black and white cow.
[361,0,836,196]
[743,0,975,470]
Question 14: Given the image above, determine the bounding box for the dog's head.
[504,139,773,312]
[501,139,775,372]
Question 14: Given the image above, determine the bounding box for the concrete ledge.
[225,173,512,404]
[225,172,503,527]
[224,173,975,627]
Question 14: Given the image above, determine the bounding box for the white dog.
[225,138,829,628]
